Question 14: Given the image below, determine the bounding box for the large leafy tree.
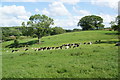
[77,15,104,30]
[110,15,120,31]
[27,14,54,43]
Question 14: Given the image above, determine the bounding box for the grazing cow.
[95,40,101,44]
[73,44,79,48]
[87,42,92,45]
[70,44,74,46]
[50,47,53,50]
[55,47,60,49]
[38,48,42,51]
[59,46,63,49]
[76,44,79,47]
[62,44,66,46]
[12,49,19,53]
[74,43,78,45]
[42,47,47,51]
[68,45,72,48]
[84,42,87,44]
[98,40,101,43]
[35,48,38,51]
[12,50,14,52]
[115,42,120,46]
[95,40,98,43]
[68,44,73,48]
[65,46,69,49]
[24,48,28,51]
[51,47,55,50]
[47,47,51,50]
[40,48,44,51]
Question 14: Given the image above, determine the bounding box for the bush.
[32,34,38,38]
[51,27,66,35]
[13,39,19,48]
[73,28,82,32]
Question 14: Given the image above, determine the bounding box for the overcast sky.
[0,0,119,29]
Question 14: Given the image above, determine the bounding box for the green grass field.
[2,30,119,78]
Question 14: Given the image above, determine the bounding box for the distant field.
[2,30,119,78]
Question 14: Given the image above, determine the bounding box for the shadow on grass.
[5,40,40,48]
[105,33,119,35]
[98,41,119,44]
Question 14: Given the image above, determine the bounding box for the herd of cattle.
[11,41,120,53]
[11,42,92,53]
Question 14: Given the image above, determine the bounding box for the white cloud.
[59,0,81,5]
[35,8,40,13]
[91,0,119,9]
[2,0,81,4]
[73,6,91,16]
[2,0,37,2]
[48,1,71,16]
[2,0,55,2]
[53,16,82,29]
[99,14,115,23]
[37,1,71,17]
[41,8,50,15]
[78,10,90,15]
[0,5,31,27]
[98,13,117,27]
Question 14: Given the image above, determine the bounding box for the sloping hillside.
[2,30,118,78]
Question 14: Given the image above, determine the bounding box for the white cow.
[65,46,69,49]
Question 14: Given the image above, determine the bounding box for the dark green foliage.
[78,15,104,30]
[13,39,19,48]
[65,29,73,32]
[2,27,22,41]
[2,27,22,37]
[73,28,82,32]
[111,25,119,31]
[51,27,66,35]
[32,34,38,38]
[110,15,120,31]
[21,26,34,37]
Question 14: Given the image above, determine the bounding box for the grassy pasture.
[2,30,119,78]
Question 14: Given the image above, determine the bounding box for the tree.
[51,27,65,35]
[77,15,104,30]
[21,22,27,36]
[110,15,120,31]
[116,15,120,31]
[27,14,54,43]
[110,21,116,26]
[110,21,117,31]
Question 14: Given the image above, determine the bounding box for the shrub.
[32,34,38,38]
[13,39,19,48]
